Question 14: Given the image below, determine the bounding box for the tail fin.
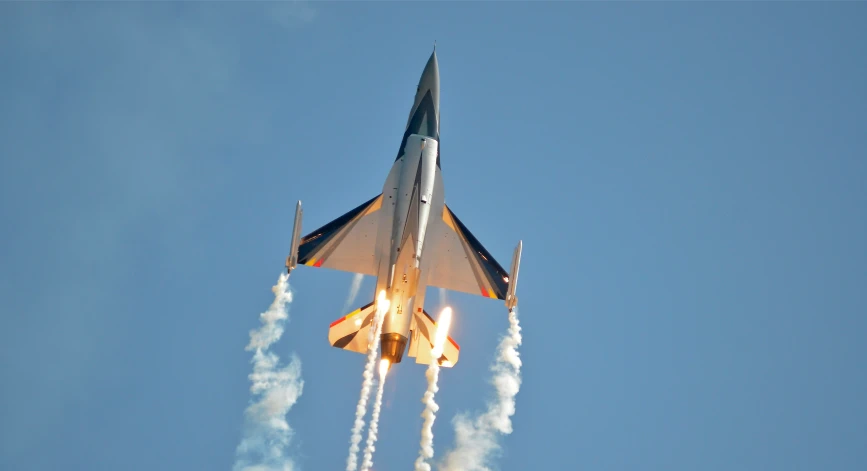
[328,300,377,354]
[408,309,460,367]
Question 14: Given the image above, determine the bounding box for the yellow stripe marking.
[365,195,383,214]
[442,207,458,231]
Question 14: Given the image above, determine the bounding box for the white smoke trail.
[438,308,522,471]
[234,273,304,471]
[414,307,453,471]
[438,288,447,308]
[360,360,389,471]
[414,360,441,471]
[342,273,365,313]
[346,293,389,471]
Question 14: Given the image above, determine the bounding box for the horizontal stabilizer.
[328,301,377,354]
[408,309,460,367]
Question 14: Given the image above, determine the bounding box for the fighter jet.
[285,48,522,371]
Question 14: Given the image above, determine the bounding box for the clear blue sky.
[1,2,865,470]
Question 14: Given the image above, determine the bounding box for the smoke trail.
[234,273,304,471]
[360,360,389,471]
[342,273,365,313]
[438,308,522,471]
[414,308,453,471]
[346,293,389,471]
[438,288,447,308]
[414,360,441,471]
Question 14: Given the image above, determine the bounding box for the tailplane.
[408,309,460,367]
[328,301,377,354]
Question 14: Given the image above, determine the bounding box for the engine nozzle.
[380,333,408,366]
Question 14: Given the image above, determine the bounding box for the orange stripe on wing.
[365,195,383,214]
[330,307,362,327]
[442,207,458,231]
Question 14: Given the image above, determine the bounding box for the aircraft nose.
[424,49,438,78]
[418,49,439,101]
[396,47,442,158]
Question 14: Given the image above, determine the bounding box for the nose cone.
[403,50,440,140]
[419,50,440,111]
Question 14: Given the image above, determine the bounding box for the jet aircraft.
[285,48,522,371]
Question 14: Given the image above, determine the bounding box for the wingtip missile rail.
[286,200,303,274]
[505,240,522,311]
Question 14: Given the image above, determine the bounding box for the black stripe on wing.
[446,207,510,299]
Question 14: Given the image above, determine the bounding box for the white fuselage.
[373,134,444,364]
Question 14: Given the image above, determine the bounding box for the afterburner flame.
[378,359,390,379]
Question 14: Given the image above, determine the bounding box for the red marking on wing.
[330,317,346,328]
[448,336,460,351]
[480,286,489,297]
[314,259,324,267]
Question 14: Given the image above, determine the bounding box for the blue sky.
[1,1,865,470]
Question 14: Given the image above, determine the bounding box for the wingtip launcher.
[505,240,522,310]
[286,200,303,274]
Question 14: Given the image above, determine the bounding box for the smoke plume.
[360,360,389,471]
[342,273,365,313]
[438,308,523,471]
[346,294,389,471]
[415,307,453,471]
[414,360,442,471]
[234,273,304,471]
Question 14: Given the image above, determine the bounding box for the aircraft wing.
[426,205,510,300]
[296,194,383,276]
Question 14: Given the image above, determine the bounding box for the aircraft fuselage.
[374,133,443,365]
